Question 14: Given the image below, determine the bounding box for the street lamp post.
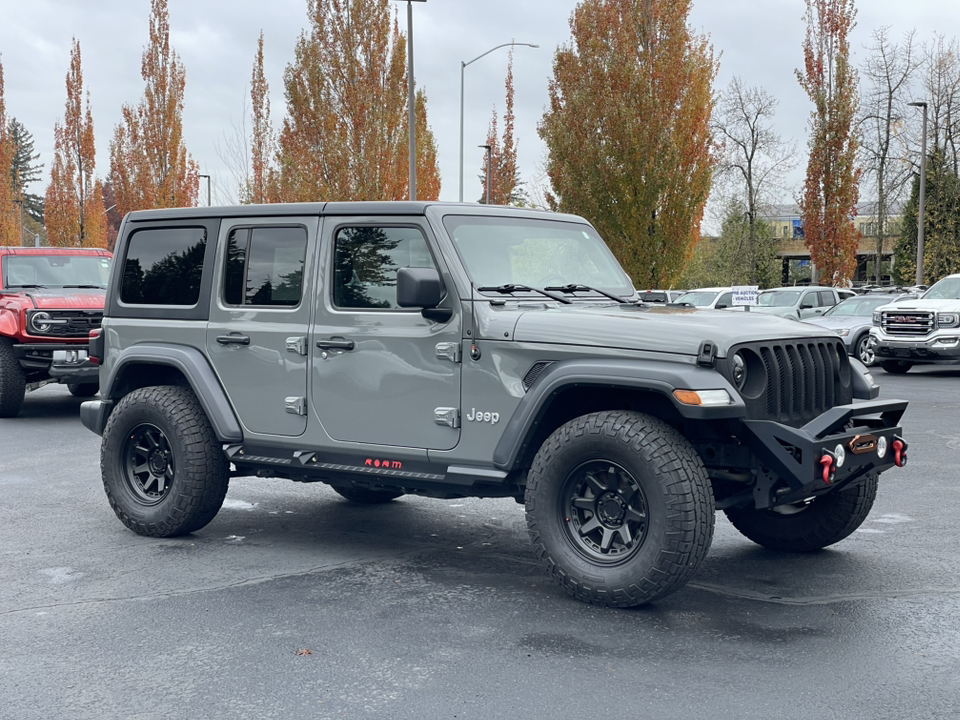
[908,101,927,286]
[479,144,492,204]
[396,0,427,202]
[13,198,23,247]
[459,41,538,202]
[197,174,211,207]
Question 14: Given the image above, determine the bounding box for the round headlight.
[31,311,53,333]
[877,436,888,459]
[732,353,747,389]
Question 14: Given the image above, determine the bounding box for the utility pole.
[909,101,928,285]
[197,174,212,207]
[479,145,492,204]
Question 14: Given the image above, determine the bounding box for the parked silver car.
[805,294,909,366]
[752,286,844,320]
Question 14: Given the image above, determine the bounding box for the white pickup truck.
[869,273,960,373]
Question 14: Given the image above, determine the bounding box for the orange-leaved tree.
[275,0,440,202]
[0,57,19,245]
[797,0,861,286]
[45,39,106,248]
[247,31,274,204]
[109,0,198,216]
[479,50,523,206]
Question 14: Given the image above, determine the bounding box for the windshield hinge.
[697,341,716,368]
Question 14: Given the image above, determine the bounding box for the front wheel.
[724,474,878,552]
[525,411,715,607]
[855,333,876,366]
[101,385,229,537]
[880,360,913,374]
[0,338,26,418]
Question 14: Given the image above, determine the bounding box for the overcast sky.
[0,0,952,225]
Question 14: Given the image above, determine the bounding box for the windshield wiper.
[544,283,634,304]
[61,285,105,289]
[6,284,47,289]
[476,284,572,304]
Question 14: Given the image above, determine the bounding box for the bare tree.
[922,34,960,173]
[858,27,917,284]
[713,77,797,284]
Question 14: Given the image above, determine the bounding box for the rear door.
[206,216,318,437]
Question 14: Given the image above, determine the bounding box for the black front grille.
[28,310,102,338]
[722,338,853,427]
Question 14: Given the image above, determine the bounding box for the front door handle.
[217,334,250,346]
[316,337,355,351]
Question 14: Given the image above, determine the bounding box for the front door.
[310,218,462,450]
[206,216,318,437]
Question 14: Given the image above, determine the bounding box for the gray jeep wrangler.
[81,202,909,607]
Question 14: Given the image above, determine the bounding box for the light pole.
[459,41,538,202]
[13,198,23,247]
[908,102,927,286]
[197,174,211,207]
[479,144,492,204]
[395,0,426,201]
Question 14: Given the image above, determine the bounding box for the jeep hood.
[23,289,106,310]
[510,304,835,357]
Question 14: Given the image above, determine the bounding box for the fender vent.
[522,361,553,390]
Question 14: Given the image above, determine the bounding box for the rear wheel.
[724,474,878,552]
[525,411,715,607]
[0,338,26,418]
[331,485,403,504]
[101,385,229,537]
[68,383,99,397]
[880,360,913,374]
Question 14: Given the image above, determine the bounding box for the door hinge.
[435,342,461,363]
[285,396,307,416]
[286,336,308,356]
[434,407,460,428]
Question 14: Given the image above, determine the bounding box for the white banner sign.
[732,285,760,306]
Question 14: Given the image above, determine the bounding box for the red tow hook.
[820,452,836,484]
[893,437,908,468]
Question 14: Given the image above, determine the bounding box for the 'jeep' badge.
[466,408,500,424]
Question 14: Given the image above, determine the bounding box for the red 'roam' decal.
[365,459,403,469]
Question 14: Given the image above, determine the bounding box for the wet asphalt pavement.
[1,369,958,720]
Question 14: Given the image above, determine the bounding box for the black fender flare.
[100,344,243,442]
[492,358,745,471]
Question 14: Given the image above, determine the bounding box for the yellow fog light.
[673,389,733,407]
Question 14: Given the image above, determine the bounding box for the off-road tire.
[724,473,878,552]
[0,338,26,418]
[525,410,715,607]
[332,485,404,504]
[68,383,99,397]
[101,385,229,537]
[880,360,913,374]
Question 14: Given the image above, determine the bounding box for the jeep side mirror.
[397,267,451,322]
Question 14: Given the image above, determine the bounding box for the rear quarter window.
[120,227,207,306]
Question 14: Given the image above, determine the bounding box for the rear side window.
[120,227,207,305]
[224,226,307,307]
[333,226,435,309]
[818,290,837,307]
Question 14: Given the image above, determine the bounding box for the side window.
[224,226,307,307]
[800,292,815,308]
[333,226,436,310]
[120,227,207,305]
[819,290,837,307]
[715,292,733,308]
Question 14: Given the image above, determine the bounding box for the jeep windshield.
[3,255,111,289]
[921,276,960,300]
[758,290,801,307]
[442,215,635,299]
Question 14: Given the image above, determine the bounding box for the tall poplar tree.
[479,51,523,205]
[110,0,198,216]
[0,58,19,245]
[539,0,717,288]
[797,0,861,286]
[248,31,273,204]
[276,0,441,202]
[45,40,106,248]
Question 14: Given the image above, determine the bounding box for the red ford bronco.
[0,246,111,417]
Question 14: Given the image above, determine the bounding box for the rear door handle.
[217,334,250,346]
[316,337,355,351]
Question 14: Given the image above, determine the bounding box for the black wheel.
[525,411,715,607]
[101,385,229,537]
[0,338,26,418]
[880,360,913,374]
[854,333,876,366]
[68,383,99,397]
[724,474,878,552]
[331,485,404,504]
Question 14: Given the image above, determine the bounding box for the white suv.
[869,273,960,374]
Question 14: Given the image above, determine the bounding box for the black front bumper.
[741,399,907,508]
